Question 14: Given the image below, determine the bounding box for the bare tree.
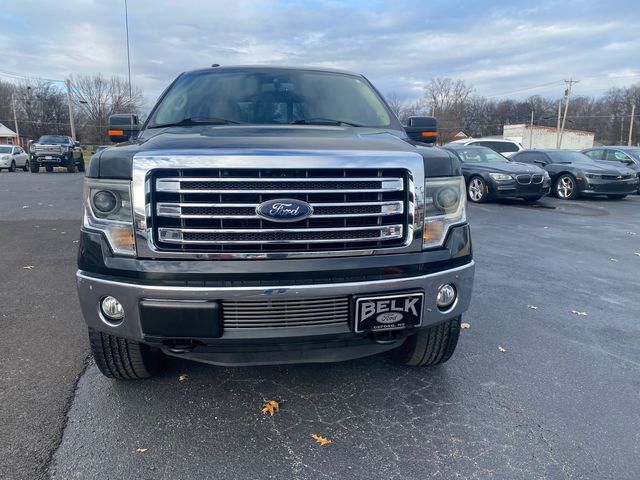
[70,74,143,144]
[12,80,70,139]
[423,78,474,142]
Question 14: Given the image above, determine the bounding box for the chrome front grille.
[222,297,349,329]
[35,145,62,154]
[150,168,409,253]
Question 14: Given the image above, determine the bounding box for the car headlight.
[423,176,466,249]
[83,178,136,256]
[1,155,9,160]
[488,173,513,181]
[584,173,601,179]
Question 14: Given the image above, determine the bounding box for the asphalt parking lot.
[1,171,639,479]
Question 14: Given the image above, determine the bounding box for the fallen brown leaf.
[571,310,588,316]
[498,346,506,352]
[135,448,148,453]
[22,205,29,209]
[262,400,280,416]
[178,374,188,381]
[527,305,538,310]
[311,434,332,446]
[23,266,34,270]
[460,322,471,329]
[609,258,618,262]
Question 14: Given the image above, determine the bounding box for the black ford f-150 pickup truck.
[77,66,474,379]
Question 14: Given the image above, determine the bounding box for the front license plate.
[354,292,424,333]
[45,155,52,160]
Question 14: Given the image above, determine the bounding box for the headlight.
[83,178,136,256]
[488,173,513,181]
[584,173,601,179]
[1,155,9,160]
[423,176,466,249]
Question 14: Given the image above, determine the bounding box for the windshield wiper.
[148,117,243,129]
[290,118,365,127]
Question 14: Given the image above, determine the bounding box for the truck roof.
[183,65,363,77]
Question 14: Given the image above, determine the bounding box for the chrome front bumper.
[77,261,474,343]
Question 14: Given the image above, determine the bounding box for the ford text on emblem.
[256,199,314,223]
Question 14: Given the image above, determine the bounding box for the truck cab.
[77,66,474,379]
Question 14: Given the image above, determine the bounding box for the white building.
[503,124,595,150]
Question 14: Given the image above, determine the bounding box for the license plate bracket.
[354,292,424,333]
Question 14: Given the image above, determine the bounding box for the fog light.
[100,296,124,322]
[436,284,457,310]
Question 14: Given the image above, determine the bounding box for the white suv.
[446,138,524,157]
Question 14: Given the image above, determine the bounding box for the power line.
[0,68,64,84]
[484,80,565,99]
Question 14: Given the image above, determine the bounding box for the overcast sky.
[2,0,639,107]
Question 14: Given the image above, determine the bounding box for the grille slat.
[151,168,409,253]
[223,297,349,329]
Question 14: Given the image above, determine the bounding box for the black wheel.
[521,195,543,203]
[45,165,53,173]
[393,316,461,366]
[88,327,164,380]
[77,156,85,172]
[23,160,29,172]
[607,194,627,199]
[9,160,16,172]
[66,161,76,173]
[467,176,489,203]
[554,174,578,200]
[30,161,39,173]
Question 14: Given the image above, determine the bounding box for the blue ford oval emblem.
[256,199,314,223]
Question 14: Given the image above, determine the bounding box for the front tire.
[554,174,578,200]
[88,327,164,380]
[30,160,39,173]
[9,160,16,172]
[467,176,489,203]
[77,155,85,172]
[66,161,76,173]
[23,160,29,172]
[393,316,461,366]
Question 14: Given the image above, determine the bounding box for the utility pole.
[124,0,132,102]
[65,79,76,140]
[629,104,636,146]
[558,79,579,149]
[529,110,534,148]
[556,101,562,148]
[11,94,20,146]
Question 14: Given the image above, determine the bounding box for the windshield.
[0,146,12,153]
[546,151,596,164]
[624,149,640,160]
[455,148,509,163]
[148,69,393,128]
[38,135,68,144]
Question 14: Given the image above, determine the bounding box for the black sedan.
[510,150,639,200]
[443,145,551,203]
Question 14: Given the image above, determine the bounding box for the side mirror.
[533,160,547,167]
[108,114,140,143]
[404,116,438,144]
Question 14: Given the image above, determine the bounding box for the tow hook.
[371,331,399,345]
[165,340,198,353]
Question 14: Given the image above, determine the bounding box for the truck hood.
[92,125,461,179]
[463,161,544,175]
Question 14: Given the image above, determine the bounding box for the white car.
[446,138,524,157]
[0,145,30,172]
